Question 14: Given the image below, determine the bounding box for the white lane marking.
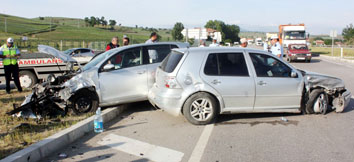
[98,133,184,162]
[188,124,214,162]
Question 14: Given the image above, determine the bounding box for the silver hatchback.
[148,47,351,125]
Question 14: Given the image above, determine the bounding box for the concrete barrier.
[1,106,127,162]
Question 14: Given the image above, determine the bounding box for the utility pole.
[4,17,7,33]
[330,30,337,57]
[50,17,52,32]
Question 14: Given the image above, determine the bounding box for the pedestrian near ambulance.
[123,35,130,46]
[145,32,158,44]
[270,35,284,58]
[0,38,22,94]
[106,36,120,51]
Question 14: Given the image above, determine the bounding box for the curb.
[320,55,354,65]
[1,106,127,162]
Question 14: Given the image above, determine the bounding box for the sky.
[1,0,353,35]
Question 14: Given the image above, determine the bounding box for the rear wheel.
[71,89,99,115]
[306,89,328,115]
[19,70,38,88]
[183,92,218,125]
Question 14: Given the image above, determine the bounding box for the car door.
[200,52,255,110]
[248,52,303,109]
[98,47,148,105]
[144,44,177,89]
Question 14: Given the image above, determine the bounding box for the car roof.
[105,42,189,55]
[67,48,93,51]
[173,47,272,56]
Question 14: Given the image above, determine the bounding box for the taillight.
[164,76,180,89]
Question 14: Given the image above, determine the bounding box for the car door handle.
[211,79,221,85]
[137,70,146,74]
[257,81,267,86]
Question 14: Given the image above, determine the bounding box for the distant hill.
[0,14,172,43]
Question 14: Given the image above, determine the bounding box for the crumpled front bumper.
[342,90,352,112]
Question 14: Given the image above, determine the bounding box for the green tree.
[84,17,89,27]
[342,24,354,44]
[171,22,185,41]
[109,20,117,29]
[204,20,240,43]
[89,16,96,27]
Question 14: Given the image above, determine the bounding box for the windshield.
[63,49,74,55]
[284,31,306,40]
[290,44,308,50]
[82,50,116,71]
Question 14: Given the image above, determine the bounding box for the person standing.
[240,38,248,48]
[106,36,120,51]
[0,38,22,94]
[123,35,130,46]
[270,36,284,58]
[209,39,219,47]
[145,32,158,44]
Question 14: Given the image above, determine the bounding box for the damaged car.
[8,42,189,118]
[148,47,352,125]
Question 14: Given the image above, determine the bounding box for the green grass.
[310,47,354,59]
[0,90,92,160]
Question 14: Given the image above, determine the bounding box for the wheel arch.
[180,90,223,115]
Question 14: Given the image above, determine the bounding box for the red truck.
[286,44,312,63]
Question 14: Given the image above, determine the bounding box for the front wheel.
[71,89,99,115]
[19,71,38,88]
[183,92,218,125]
[306,89,328,115]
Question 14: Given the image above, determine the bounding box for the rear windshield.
[160,50,184,73]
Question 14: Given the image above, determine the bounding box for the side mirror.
[103,64,115,71]
[291,70,298,78]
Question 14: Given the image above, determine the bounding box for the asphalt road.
[44,56,354,162]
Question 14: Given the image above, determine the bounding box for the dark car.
[286,44,312,62]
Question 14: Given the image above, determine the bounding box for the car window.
[160,50,184,73]
[104,47,141,70]
[144,45,172,64]
[249,53,292,77]
[204,53,249,76]
[80,49,91,53]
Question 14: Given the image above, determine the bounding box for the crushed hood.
[38,45,77,63]
[302,70,345,91]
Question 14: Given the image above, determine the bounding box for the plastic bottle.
[94,107,103,133]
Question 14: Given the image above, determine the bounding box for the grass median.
[0,89,93,159]
[311,47,354,59]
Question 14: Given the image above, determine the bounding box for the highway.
[44,56,354,162]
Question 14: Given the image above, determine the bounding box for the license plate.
[297,57,306,60]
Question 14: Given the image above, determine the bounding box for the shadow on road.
[216,112,301,126]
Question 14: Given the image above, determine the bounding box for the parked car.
[148,47,351,125]
[286,44,311,62]
[11,42,189,118]
[63,48,95,57]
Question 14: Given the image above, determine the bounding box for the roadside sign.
[330,30,337,38]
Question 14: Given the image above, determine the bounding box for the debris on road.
[58,153,68,158]
[281,117,288,122]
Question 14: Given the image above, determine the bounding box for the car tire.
[19,70,38,88]
[306,59,311,63]
[306,89,328,115]
[71,89,99,115]
[286,57,292,63]
[183,92,218,125]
